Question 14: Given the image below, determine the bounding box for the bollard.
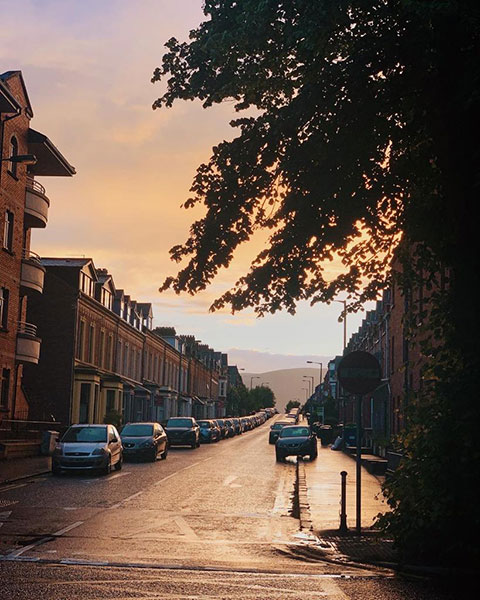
[339,470,348,533]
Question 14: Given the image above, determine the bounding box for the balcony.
[24,177,50,228]
[16,322,41,364]
[20,250,46,295]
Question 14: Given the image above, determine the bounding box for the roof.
[28,128,76,176]
[0,71,33,117]
[40,258,91,268]
[0,77,21,113]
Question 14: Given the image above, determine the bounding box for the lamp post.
[302,387,309,401]
[306,361,323,385]
[250,376,260,390]
[303,375,314,396]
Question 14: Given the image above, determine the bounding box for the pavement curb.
[0,469,51,486]
[296,460,313,532]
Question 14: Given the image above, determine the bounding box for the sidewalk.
[305,444,386,532]
[297,444,397,565]
[0,455,51,485]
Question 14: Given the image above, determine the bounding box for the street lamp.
[250,376,260,390]
[0,154,37,165]
[303,375,314,396]
[306,361,323,384]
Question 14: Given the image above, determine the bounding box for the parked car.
[232,418,242,435]
[52,424,123,475]
[215,418,227,439]
[120,422,168,461]
[275,425,318,462]
[165,417,200,448]
[268,421,290,444]
[224,419,236,438]
[198,420,221,443]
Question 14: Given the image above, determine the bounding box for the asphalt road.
[0,420,458,598]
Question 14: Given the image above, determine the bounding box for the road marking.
[53,521,84,536]
[0,510,12,520]
[106,471,130,481]
[0,483,27,493]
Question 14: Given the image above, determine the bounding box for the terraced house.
[23,258,224,427]
[0,70,75,426]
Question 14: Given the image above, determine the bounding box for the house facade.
[23,258,227,427]
[0,71,75,425]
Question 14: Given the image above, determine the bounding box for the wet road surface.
[0,420,458,598]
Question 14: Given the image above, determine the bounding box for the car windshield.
[272,423,287,430]
[167,418,193,428]
[216,420,224,426]
[280,427,310,438]
[121,424,153,437]
[62,426,107,443]
[198,421,210,427]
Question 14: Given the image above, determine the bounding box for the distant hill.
[242,368,323,413]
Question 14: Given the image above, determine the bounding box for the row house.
[329,257,443,457]
[23,258,227,427]
[0,71,75,426]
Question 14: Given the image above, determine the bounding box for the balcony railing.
[26,176,46,196]
[18,321,38,337]
[16,321,41,364]
[20,249,45,295]
[25,176,49,228]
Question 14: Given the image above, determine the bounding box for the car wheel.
[114,456,123,470]
[102,458,112,475]
[149,448,157,462]
[275,451,283,462]
[191,440,197,449]
[160,446,168,460]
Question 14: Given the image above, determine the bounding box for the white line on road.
[53,521,84,536]
[0,483,27,493]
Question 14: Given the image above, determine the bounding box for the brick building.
[0,71,75,425]
[23,258,226,427]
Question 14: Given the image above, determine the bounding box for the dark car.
[198,419,221,443]
[268,421,290,444]
[232,418,242,435]
[120,422,168,461]
[215,418,227,439]
[165,417,200,449]
[275,425,318,462]
[224,419,235,438]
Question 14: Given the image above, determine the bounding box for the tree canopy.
[153,0,479,317]
[153,0,480,567]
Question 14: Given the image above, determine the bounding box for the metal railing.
[17,321,38,337]
[26,176,46,196]
[22,248,42,264]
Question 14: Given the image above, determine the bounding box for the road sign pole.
[356,394,362,535]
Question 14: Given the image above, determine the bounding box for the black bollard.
[339,470,348,533]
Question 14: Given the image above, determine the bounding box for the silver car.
[52,424,123,475]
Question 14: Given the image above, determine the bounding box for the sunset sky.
[1,0,374,373]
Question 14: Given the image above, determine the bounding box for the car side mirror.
[110,437,118,444]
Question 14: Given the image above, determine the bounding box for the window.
[76,319,85,360]
[101,288,112,310]
[106,389,116,412]
[80,271,94,296]
[87,324,95,363]
[3,210,14,252]
[99,330,105,368]
[1,368,10,408]
[8,136,18,178]
[0,287,9,329]
[106,334,113,371]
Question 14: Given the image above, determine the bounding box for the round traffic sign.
[337,351,381,395]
